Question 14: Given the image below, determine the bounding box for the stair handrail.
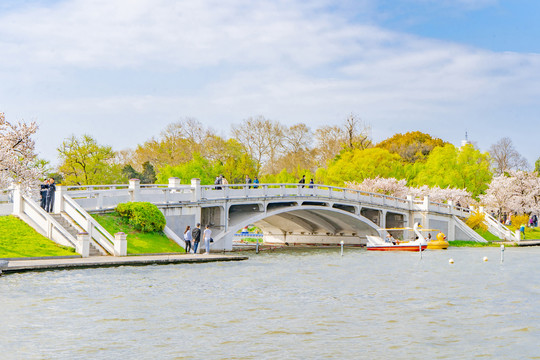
[62,193,116,255]
[482,210,518,241]
[453,215,487,243]
[21,195,78,248]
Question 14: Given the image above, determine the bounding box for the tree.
[411,144,492,198]
[0,113,42,192]
[480,171,540,217]
[377,131,447,163]
[343,113,371,151]
[535,157,540,173]
[318,148,406,185]
[231,116,286,174]
[57,134,121,185]
[314,115,372,167]
[489,137,528,175]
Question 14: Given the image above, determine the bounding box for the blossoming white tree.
[346,176,472,205]
[0,113,41,193]
[479,171,540,216]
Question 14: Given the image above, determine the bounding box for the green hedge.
[116,202,166,233]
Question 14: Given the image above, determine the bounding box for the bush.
[466,211,487,231]
[116,202,166,232]
[509,214,529,230]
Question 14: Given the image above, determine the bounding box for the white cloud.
[0,0,539,165]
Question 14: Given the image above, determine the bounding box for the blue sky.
[0,0,538,167]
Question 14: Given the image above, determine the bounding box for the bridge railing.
[60,179,469,216]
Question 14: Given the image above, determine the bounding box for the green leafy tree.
[57,134,122,185]
[318,148,406,185]
[535,157,540,173]
[411,144,492,197]
[141,161,157,183]
[157,153,220,185]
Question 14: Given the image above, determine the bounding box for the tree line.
[1,111,538,216]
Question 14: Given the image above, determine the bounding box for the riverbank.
[1,253,248,274]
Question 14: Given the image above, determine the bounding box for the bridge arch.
[215,205,381,248]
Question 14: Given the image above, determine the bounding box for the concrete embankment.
[0,254,248,274]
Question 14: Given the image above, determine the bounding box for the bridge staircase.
[50,213,104,256]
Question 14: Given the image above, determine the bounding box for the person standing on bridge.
[192,223,201,254]
[298,175,306,188]
[40,179,49,209]
[183,225,192,253]
[203,224,212,255]
[45,178,56,213]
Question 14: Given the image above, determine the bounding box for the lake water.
[1,247,539,359]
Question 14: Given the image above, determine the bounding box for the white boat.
[366,223,427,252]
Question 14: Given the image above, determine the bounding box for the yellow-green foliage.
[510,214,529,229]
[466,211,487,231]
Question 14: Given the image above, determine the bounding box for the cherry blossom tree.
[480,171,540,216]
[346,176,472,205]
[0,113,41,193]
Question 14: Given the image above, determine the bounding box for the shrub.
[466,211,487,231]
[509,214,529,230]
[116,202,166,232]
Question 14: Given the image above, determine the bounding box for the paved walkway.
[1,254,248,274]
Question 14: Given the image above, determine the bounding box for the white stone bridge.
[5,178,518,256]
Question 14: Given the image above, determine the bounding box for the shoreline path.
[1,254,248,274]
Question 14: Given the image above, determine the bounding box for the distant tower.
[461,131,469,147]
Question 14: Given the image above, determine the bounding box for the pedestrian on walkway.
[298,175,306,188]
[203,224,212,255]
[45,178,56,213]
[183,225,192,253]
[192,223,201,254]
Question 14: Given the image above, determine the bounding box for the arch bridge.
[50,178,485,252]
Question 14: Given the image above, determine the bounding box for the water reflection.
[1,247,539,359]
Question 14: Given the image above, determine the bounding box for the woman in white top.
[183,225,192,253]
[203,224,212,254]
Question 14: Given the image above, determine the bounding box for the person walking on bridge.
[192,223,201,254]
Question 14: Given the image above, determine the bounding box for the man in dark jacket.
[45,178,56,213]
[191,223,201,254]
[40,179,49,209]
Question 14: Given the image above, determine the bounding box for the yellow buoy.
[449,259,454,264]
[483,256,488,262]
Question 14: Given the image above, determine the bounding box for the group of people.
[244,175,259,188]
[39,178,56,213]
[298,175,314,188]
[183,223,212,254]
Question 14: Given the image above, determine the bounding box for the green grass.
[448,240,508,247]
[92,212,184,254]
[520,227,540,240]
[474,228,502,241]
[0,215,77,258]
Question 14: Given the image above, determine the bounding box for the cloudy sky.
[1,0,538,166]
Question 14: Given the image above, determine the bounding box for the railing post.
[406,195,413,210]
[114,232,128,256]
[97,192,104,210]
[11,183,22,215]
[191,178,201,202]
[423,196,430,211]
[129,179,141,202]
[76,232,90,258]
[169,177,181,192]
[448,200,453,215]
[53,185,65,214]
